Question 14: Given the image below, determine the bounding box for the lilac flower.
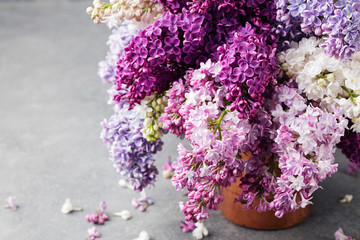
[133,231,151,240]
[334,228,355,240]
[98,25,138,84]
[192,222,209,240]
[179,220,196,233]
[86,227,101,240]
[215,23,279,119]
[118,179,133,189]
[339,194,353,204]
[114,1,277,107]
[113,210,132,220]
[275,0,360,59]
[86,201,109,224]
[100,100,163,191]
[158,78,188,136]
[164,36,181,56]
[337,128,360,175]
[61,198,83,214]
[4,196,18,211]
[347,161,360,175]
[162,157,175,178]
[92,0,358,227]
[131,191,154,212]
[268,85,347,217]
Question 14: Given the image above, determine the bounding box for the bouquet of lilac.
[88,0,360,228]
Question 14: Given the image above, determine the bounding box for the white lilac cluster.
[280,37,360,132]
[87,0,164,29]
[270,86,348,217]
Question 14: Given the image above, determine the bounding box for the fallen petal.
[133,231,150,240]
[113,210,132,220]
[87,227,101,239]
[339,194,353,203]
[5,196,18,211]
[192,222,209,239]
[61,198,83,214]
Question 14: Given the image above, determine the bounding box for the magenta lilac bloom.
[86,201,109,225]
[179,220,196,233]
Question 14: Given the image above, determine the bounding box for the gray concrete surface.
[0,1,359,239]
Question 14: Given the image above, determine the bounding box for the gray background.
[0,1,359,239]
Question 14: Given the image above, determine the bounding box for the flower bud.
[104,7,111,16]
[86,7,93,14]
[94,16,101,24]
[326,73,335,82]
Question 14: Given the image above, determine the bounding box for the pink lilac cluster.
[158,78,188,136]
[270,86,347,217]
[86,201,109,224]
[171,61,254,222]
[235,85,348,217]
[100,101,163,191]
[275,0,360,59]
[98,25,137,84]
[337,128,360,175]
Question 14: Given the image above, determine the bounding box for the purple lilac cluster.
[114,0,278,108]
[100,101,163,191]
[98,25,137,84]
[337,128,360,175]
[216,23,279,119]
[114,11,211,107]
[160,0,277,21]
[275,0,360,59]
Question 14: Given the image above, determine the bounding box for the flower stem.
[213,109,228,140]
[341,86,359,102]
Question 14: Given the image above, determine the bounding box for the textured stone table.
[0,1,359,239]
